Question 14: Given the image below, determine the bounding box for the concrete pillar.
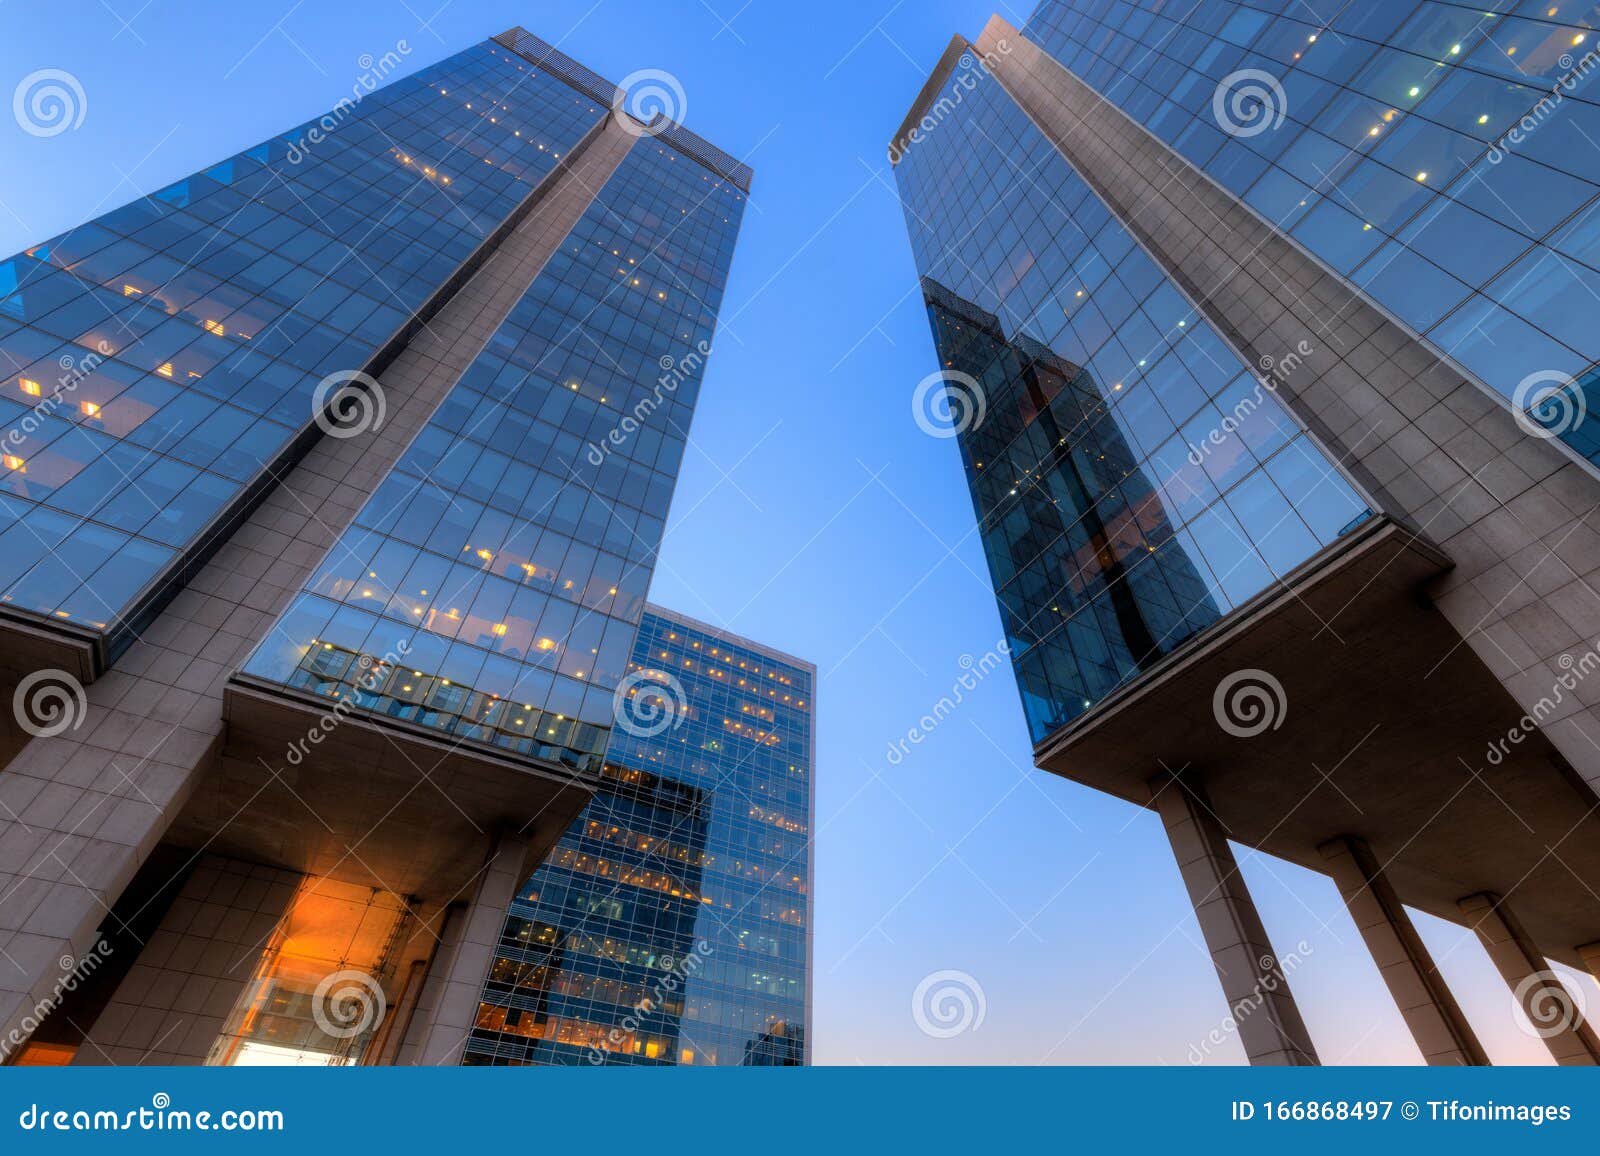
[1458,892,1600,1065]
[1319,837,1487,1065]
[1150,771,1319,1065]
[1580,941,1600,985]
[397,831,531,1066]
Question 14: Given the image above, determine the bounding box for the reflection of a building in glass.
[464,606,814,1065]
[743,1023,805,1066]
[920,277,1219,738]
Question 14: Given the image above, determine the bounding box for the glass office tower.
[893,45,1369,740]
[0,36,607,652]
[0,28,759,1068]
[464,605,814,1066]
[891,6,1600,1067]
[1023,0,1600,463]
[238,106,747,774]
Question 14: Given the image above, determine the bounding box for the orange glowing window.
[80,401,100,417]
[18,378,40,396]
[3,455,24,471]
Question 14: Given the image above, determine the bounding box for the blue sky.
[0,0,1583,1064]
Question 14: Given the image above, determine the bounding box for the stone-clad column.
[1150,770,1319,1065]
[397,831,530,1065]
[1459,892,1600,1065]
[1319,836,1487,1065]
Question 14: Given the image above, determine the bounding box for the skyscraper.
[894,4,1600,1065]
[464,605,813,1066]
[0,28,751,1067]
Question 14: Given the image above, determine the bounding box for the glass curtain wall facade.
[240,134,747,773]
[463,606,813,1066]
[1024,0,1600,464]
[0,38,607,650]
[893,51,1370,741]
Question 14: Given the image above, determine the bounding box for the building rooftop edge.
[493,27,754,193]
[888,34,973,163]
[644,602,817,676]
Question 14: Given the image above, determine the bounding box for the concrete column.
[1319,837,1487,1065]
[1580,941,1600,985]
[397,831,531,1066]
[1150,771,1319,1065]
[1459,892,1600,1065]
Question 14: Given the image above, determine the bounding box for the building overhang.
[1034,515,1600,967]
[0,608,98,686]
[164,677,600,900]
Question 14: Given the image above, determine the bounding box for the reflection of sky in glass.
[895,63,1368,741]
[0,41,602,644]
[243,141,748,771]
[1025,0,1600,467]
